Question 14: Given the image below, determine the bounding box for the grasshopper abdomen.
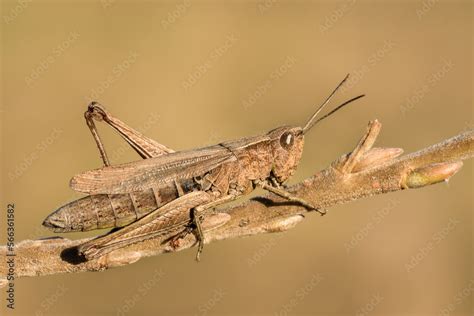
[43,178,200,232]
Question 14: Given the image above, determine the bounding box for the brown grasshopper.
[43,75,364,261]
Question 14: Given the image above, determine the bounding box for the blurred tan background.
[1,0,473,315]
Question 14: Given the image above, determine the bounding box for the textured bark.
[1,121,472,287]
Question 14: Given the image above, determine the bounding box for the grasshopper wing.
[70,145,235,194]
[79,191,213,260]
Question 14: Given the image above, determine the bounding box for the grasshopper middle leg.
[255,180,327,215]
[191,193,239,261]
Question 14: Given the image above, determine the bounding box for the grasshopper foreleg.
[255,180,327,216]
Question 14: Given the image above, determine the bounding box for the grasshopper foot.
[191,208,205,262]
[316,208,327,216]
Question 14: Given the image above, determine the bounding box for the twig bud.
[404,162,463,188]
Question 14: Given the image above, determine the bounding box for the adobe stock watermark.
[416,0,439,19]
[3,0,32,25]
[241,56,296,110]
[116,268,165,316]
[462,121,473,133]
[355,293,384,316]
[84,51,139,103]
[319,0,357,34]
[437,279,474,316]
[34,284,68,316]
[247,234,284,267]
[194,288,226,316]
[405,217,460,272]
[101,0,117,9]
[257,0,278,15]
[274,274,324,316]
[344,199,400,253]
[8,128,64,181]
[339,39,395,93]
[400,58,454,116]
[182,33,239,90]
[25,32,80,87]
[5,203,15,310]
[202,130,223,146]
[161,0,191,30]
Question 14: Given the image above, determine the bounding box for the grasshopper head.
[267,126,305,184]
[265,74,365,185]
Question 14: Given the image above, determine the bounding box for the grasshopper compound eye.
[280,131,294,149]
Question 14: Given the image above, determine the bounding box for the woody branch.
[0,120,472,286]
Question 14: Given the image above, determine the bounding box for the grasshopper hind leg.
[84,102,175,167]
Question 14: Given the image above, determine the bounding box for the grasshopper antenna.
[302,74,365,134]
[309,94,365,128]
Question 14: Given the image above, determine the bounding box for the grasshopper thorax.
[266,126,304,185]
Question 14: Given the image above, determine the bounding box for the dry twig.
[1,121,472,286]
